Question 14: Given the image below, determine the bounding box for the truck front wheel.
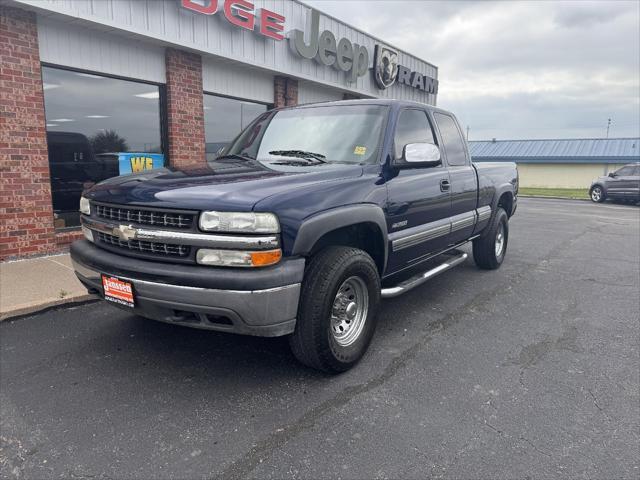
[473,207,509,270]
[289,246,381,373]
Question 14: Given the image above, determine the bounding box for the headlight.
[79,197,91,215]
[196,248,282,267]
[199,211,280,233]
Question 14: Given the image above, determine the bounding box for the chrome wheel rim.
[591,188,601,202]
[495,223,505,257]
[331,276,369,347]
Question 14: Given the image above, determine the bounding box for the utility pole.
[466,125,470,141]
[606,118,612,138]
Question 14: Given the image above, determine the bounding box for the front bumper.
[71,240,305,337]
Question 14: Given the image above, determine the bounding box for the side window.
[394,109,436,160]
[615,166,634,176]
[634,166,640,176]
[434,113,467,166]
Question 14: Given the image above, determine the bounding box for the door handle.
[440,179,450,192]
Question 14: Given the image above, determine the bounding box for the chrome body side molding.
[477,205,492,222]
[391,220,450,251]
[390,206,491,252]
[450,211,477,232]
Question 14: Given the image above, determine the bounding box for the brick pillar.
[165,48,205,169]
[274,76,298,108]
[0,6,56,260]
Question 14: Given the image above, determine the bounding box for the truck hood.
[84,158,364,211]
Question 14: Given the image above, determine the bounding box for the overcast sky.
[306,0,640,141]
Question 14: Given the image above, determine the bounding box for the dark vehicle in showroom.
[47,131,97,228]
[590,163,640,203]
[71,100,518,372]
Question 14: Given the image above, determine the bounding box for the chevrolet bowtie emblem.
[113,224,137,241]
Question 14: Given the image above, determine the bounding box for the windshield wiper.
[268,150,327,164]
[216,153,255,161]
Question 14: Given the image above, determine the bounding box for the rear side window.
[434,113,467,166]
[394,109,436,160]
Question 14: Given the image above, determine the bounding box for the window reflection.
[42,67,163,228]
[204,94,268,161]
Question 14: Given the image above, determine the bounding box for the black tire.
[289,246,381,373]
[473,207,509,270]
[590,185,606,203]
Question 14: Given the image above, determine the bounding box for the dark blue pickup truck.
[71,99,518,372]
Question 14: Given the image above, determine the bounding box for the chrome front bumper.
[72,259,301,337]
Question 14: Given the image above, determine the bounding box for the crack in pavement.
[214,225,585,479]
[482,421,553,459]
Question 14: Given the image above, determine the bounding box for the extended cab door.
[385,108,452,273]
[432,112,479,245]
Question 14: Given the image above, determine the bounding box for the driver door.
[385,109,452,273]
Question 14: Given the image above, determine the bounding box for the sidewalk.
[0,254,96,321]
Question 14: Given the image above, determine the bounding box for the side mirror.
[608,172,616,178]
[397,143,442,169]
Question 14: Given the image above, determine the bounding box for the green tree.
[90,130,129,154]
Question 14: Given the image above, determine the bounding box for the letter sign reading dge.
[181,0,285,40]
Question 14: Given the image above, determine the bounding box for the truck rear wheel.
[289,246,380,373]
[473,207,509,270]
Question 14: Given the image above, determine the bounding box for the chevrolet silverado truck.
[71,100,518,373]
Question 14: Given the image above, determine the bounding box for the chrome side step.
[380,252,468,299]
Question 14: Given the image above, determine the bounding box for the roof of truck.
[288,98,452,115]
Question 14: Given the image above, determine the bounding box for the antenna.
[606,118,612,138]
[466,125,470,141]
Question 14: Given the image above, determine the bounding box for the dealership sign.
[374,45,438,94]
[181,1,437,93]
[289,8,369,84]
[181,0,285,40]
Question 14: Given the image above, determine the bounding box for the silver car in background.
[590,163,640,203]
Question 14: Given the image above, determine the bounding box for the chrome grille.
[95,204,194,229]
[96,231,191,258]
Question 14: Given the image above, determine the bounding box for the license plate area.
[101,275,135,308]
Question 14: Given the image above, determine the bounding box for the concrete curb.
[0,294,99,322]
[519,194,591,202]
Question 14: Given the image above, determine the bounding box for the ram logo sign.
[373,45,399,90]
[373,45,438,94]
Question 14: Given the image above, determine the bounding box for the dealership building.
[0,0,438,260]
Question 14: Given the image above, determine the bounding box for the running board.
[380,253,468,299]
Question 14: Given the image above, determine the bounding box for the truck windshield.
[222,105,388,165]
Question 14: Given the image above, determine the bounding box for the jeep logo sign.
[290,9,369,84]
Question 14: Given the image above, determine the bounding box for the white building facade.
[1,0,438,259]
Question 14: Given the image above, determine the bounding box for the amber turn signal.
[250,249,282,267]
[196,248,282,267]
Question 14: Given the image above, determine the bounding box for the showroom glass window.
[42,66,164,229]
[204,94,269,161]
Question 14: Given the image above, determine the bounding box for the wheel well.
[590,184,604,191]
[308,223,386,274]
[498,192,514,217]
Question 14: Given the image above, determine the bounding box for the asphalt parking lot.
[1,197,639,479]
